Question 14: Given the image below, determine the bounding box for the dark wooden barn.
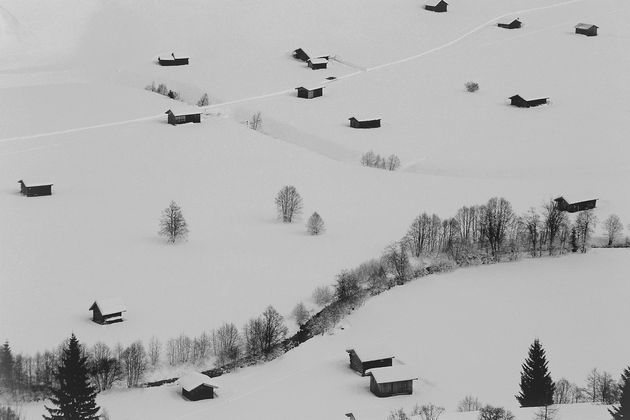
[18,180,52,197]
[89,298,126,325]
[508,95,549,108]
[293,48,310,62]
[425,0,448,12]
[295,86,324,99]
[575,23,598,36]
[498,19,521,29]
[158,53,189,66]
[180,372,218,401]
[308,57,328,70]
[165,109,201,125]
[554,196,597,213]
[367,366,418,397]
[349,117,381,129]
[346,349,394,376]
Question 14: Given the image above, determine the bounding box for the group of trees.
[275,185,326,235]
[360,151,401,171]
[145,81,181,100]
[387,403,445,420]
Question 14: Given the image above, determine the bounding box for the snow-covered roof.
[165,107,201,116]
[295,85,325,91]
[366,366,418,384]
[308,57,328,65]
[18,180,53,186]
[349,116,381,122]
[346,347,394,362]
[179,372,219,392]
[575,23,597,30]
[90,297,126,315]
[158,53,189,60]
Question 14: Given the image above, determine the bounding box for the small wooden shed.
[18,180,53,197]
[554,196,597,213]
[508,95,549,108]
[295,86,324,99]
[425,0,448,12]
[308,57,328,70]
[346,348,394,375]
[158,53,189,66]
[89,298,126,325]
[498,19,521,29]
[349,117,381,129]
[575,23,598,36]
[180,372,218,401]
[366,366,418,397]
[293,48,310,62]
[165,109,201,125]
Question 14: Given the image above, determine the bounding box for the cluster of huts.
[346,348,418,398]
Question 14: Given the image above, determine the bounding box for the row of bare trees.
[554,368,622,405]
[360,151,401,171]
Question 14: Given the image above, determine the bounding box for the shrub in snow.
[334,270,363,302]
[311,285,333,306]
[249,111,263,131]
[197,93,210,107]
[465,81,479,92]
[360,150,401,171]
[413,403,445,420]
[306,212,325,235]
[291,302,310,326]
[478,405,514,420]
[387,408,410,420]
[458,395,483,412]
[275,185,303,223]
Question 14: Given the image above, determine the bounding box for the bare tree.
[158,201,189,243]
[385,154,401,171]
[523,208,541,257]
[214,323,241,368]
[360,150,377,167]
[575,210,597,252]
[260,306,288,355]
[458,395,483,412]
[406,213,431,257]
[387,408,410,420]
[554,378,573,404]
[534,405,558,420]
[291,302,310,326]
[416,404,445,420]
[603,214,623,246]
[275,186,303,223]
[382,242,410,284]
[120,341,147,388]
[197,93,210,107]
[148,336,161,367]
[249,112,263,131]
[478,405,515,420]
[88,342,121,391]
[335,270,362,302]
[543,201,567,255]
[312,285,333,306]
[306,212,325,235]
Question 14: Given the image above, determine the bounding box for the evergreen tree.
[44,334,100,420]
[610,366,630,420]
[0,341,14,391]
[516,339,555,407]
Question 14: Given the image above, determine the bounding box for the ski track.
[0,0,588,149]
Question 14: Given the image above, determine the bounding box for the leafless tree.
[291,302,310,326]
[214,323,241,367]
[416,404,445,420]
[158,201,189,243]
[88,342,121,391]
[165,339,177,366]
[603,214,623,246]
[360,150,377,167]
[480,197,515,258]
[249,112,263,131]
[523,208,541,257]
[406,213,431,257]
[553,378,573,404]
[458,395,482,412]
[260,306,288,355]
[197,93,210,107]
[385,154,401,171]
[575,210,597,252]
[306,212,325,235]
[382,242,410,284]
[543,200,566,255]
[148,336,161,367]
[335,270,362,302]
[275,185,303,223]
[243,317,265,358]
[192,332,212,362]
[387,408,410,420]
[120,341,147,388]
[534,405,558,420]
[478,405,515,420]
[312,285,333,306]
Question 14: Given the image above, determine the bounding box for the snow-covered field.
[1,0,629,418]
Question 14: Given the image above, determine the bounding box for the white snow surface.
[178,372,218,392]
[366,366,419,384]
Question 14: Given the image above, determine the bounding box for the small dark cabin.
[509,95,549,108]
[346,349,394,376]
[293,48,310,62]
[425,0,448,12]
[180,372,218,401]
[158,53,189,66]
[349,117,381,129]
[166,109,201,125]
[498,19,522,29]
[308,58,328,70]
[367,366,418,398]
[554,196,597,213]
[18,180,52,197]
[295,86,324,99]
[575,23,598,36]
[89,298,126,325]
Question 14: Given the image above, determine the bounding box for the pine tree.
[0,341,14,391]
[516,339,555,407]
[44,334,100,420]
[158,201,189,243]
[609,366,630,420]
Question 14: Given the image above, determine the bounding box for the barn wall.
[362,358,393,374]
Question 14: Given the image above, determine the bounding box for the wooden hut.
[346,349,394,376]
[366,366,418,397]
[165,109,201,125]
[293,48,310,62]
[575,23,598,36]
[89,298,126,325]
[308,57,328,70]
[18,180,52,197]
[508,95,549,108]
[158,53,190,66]
[425,0,448,12]
[498,19,521,29]
[180,372,218,401]
[554,196,597,213]
[349,117,381,129]
[295,86,324,99]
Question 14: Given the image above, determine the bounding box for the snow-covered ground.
[1,0,629,418]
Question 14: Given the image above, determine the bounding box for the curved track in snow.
[0,0,587,147]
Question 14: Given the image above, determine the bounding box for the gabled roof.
[295,86,325,91]
[366,366,418,384]
[179,372,219,392]
[308,57,328,65]
[346,347,394,362]
[510,18,521,24]
[158,53,190,60]
[89,297,126,315]
[165,108,201,117]
[509,95,525,100]
[18,180,53,186]
[349,116,381,122]
[575,23,597,30]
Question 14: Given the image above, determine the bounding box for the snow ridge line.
[0,0,586,146]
